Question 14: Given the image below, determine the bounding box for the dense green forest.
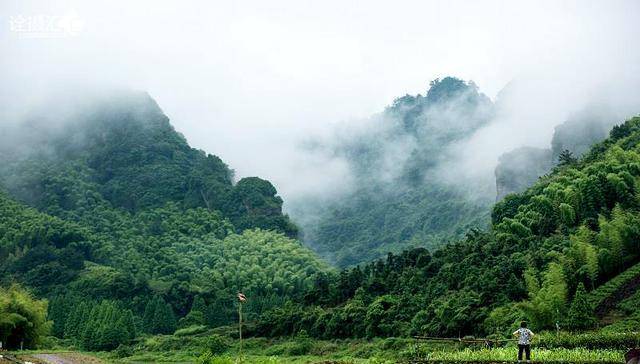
[257,115,640,339]
[0,92,328,350]
[1,90,640,363]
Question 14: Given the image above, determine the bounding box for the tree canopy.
[257,116,640,338]
[0,92,328,346]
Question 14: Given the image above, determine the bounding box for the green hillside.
[0,91,297,237]
[2,89,640,362]
[587,261,640,331]
[0,92,329,350]
[258,116,640,339]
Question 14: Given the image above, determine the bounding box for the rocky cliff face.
[494,106,618,200]
[495,147,554,200]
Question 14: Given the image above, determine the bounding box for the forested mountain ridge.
[296,77,628,268]
[258,115,640,339]
[0,91,297,237]
[297,77,496,267]
[3,88,639,354]
[0,91,329,350]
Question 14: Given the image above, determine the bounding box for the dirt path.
[26,353,103,364]
[29,354,72,364]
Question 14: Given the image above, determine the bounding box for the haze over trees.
[294,77,496,267]
[257,115,640,339]
[1,86,639,354]
[292,78,629,268]
[0,0,639,360]
[0,92,328,348]
[495,106,620,199]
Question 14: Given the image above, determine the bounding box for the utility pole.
[237,292,246,362]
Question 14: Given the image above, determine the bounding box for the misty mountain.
[495,147,554,201]
[294,77,496,267]
[294,78,628,268]
[0,91,327,326]
[0,91,297,237]
[261,115,640,339]
[495,106,619,199]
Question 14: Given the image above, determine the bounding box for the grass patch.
[423,347,623,362]
[24,330,637,363]
[175,325,209,336]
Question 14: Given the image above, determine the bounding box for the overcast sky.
[1,0,639,203]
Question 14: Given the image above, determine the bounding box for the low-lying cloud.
[1,0,639,217]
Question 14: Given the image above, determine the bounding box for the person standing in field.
[513,321,534,363]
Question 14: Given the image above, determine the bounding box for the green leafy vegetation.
[535,331,640,350]
[423,347,622,362]
[0,284,51,349]
[258,116,640,340]
[2,89,640,362]
[0,92,328,349]
[565,283,597,330]
[27,330,629,363]
[0,92,297,236]
[586,261,640,309]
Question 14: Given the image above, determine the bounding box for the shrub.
[536,331,640,349]
[178,310,206,329]
[264,340,312,356]
[602,312,640,333]
[264,343,288,356]
[380,337,411,351]
[483,304,524,336]
[196,351,234,364]
[0,284,51,349]
[287,340,313,356]
[196,351,214,364]
[618,290,640,314]
[114,344,134,358]
[564,283,596,330]
[206,334,230,355]
[289,330,313,355]
[251,357,280,364]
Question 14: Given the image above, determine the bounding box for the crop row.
[587,262,640,309]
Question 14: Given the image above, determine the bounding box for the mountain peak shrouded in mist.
[289,73,640,266]
[426,77,477,103]
[290,77,496,266]
[495,103,624,199]
[0,90,298,237]
[0,88,335,346]
[0,89,169,159]
[2,1,640,357]
[386,77,493,138]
